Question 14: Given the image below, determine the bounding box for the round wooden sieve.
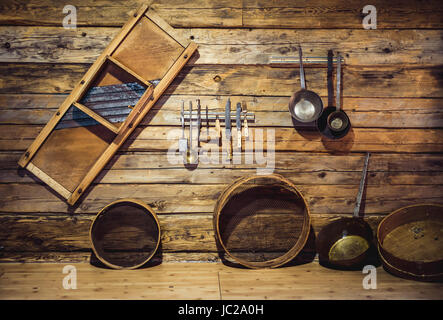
[90,199,161,269]
[377,204,443,282]
[214,174,311,269]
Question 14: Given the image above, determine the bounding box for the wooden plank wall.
[0,0,442,264]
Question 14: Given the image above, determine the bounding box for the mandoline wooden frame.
[17,5,198,205]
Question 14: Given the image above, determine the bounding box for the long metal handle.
[206,105,209,139]
[336,53,342,111]
[353,153,370,218]
[215,115,221,144]
[327,50,334,107]
[236,103,241,129]
[189,101,193,150]
[225,98,231,132]
[242,101,249,139]
[236,102,242,148]
[225,98,231,159]
[299,46,306,89]
[197,99,201,147]
[181,100,185,138]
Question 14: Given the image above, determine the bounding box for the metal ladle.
[326,53,350,133]
[185,101,198,165]
[316,51,351,139]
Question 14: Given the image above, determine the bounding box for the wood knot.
[150,200,166,210]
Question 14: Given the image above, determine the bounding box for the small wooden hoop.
[90,198,161,270]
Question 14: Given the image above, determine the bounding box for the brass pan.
[377,204,443,282]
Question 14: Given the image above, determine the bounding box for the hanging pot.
[288,46,323,123]
[316,51,351,139]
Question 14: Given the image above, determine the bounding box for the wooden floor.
[1,262,442,300]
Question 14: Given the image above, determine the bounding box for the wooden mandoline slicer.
[18,5,198,205]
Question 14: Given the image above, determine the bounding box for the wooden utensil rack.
[18,5,198,205]
[183,111,255,122]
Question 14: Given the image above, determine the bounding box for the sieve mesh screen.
[91,201,159,268]
[215,175,310,267]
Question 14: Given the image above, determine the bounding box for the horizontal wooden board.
[2,152,443,186]
[1,64,442,98]
[1,27,442,66]
[3,151,443,172]
[3,168,443,185]
[2,151,443,191]
[0,183,442,214]
[0,0,241,27]
[2,94,443,113]
[0,213,382,253]
[217,261,443,300]
[0,251,221,263]
[1,95,442,128]
[3,125,443,153]
[242,0,443,29]
[1,262,442,300]
[1,0,441,28]
[0,262,223,300]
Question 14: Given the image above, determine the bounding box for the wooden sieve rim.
[213,174,311,269]
[90,198,161,270]
[377,203,443,281]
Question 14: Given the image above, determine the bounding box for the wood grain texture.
[1,63,442,98]
[1,27,442,66]
[3,124,443,153]
[1,94,443,128]
[0,213,380,254]
[0,262,442,299]
[242,0,443,29]
[0,251,221,263]
[0,262,223,300]
[218,262,443,300]
[0,183,442,214]
[3,151,443,171]
[0,0,441,28]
